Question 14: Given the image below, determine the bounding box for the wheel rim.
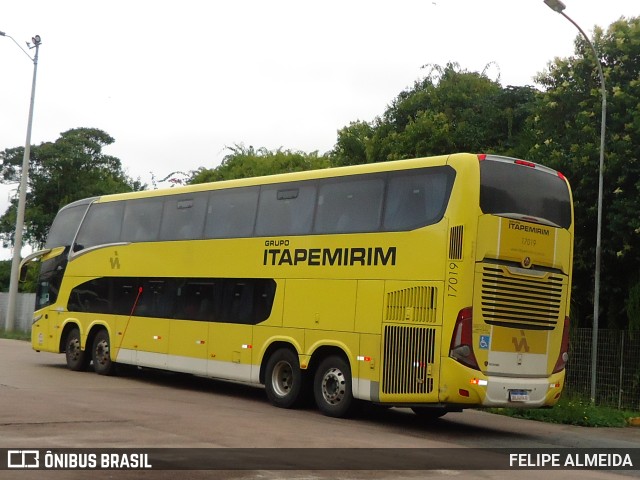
[67,337,81,362]
[321,367,346,405]
[271,360,293,397]
[95,339,109,366]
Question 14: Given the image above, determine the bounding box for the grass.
[490,395,640,427]
[0,329,31,341]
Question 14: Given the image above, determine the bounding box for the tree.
[0,128,143,249]
[331,63,538,165]
[190,144,331,184]
[527,16,640,328]
[331,121,374,167]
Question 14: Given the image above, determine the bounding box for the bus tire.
[92,330,116,376]
[264,348,302,408]
[64,327,88,371]
[314,355,354,418]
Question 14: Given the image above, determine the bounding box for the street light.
[543,0,607,405]
[0,31,41,331]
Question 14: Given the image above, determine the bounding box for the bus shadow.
[118,365,529,442]
[45,361,532,443]
[352,404,529,443]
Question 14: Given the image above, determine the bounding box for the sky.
[0,0,638,258]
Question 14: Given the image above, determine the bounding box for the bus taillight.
[449,307,480,370]
[515,159,536,168]
[553,316,570,374]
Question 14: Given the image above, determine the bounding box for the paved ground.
[1,338,638,480]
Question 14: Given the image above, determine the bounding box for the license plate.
[509,390,529,402]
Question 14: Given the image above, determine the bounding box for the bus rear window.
[480,159,571,229]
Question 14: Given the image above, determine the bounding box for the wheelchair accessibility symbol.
[479,335,490,350]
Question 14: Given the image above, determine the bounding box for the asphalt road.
[1,338,638,480]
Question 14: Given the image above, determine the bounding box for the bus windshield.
[45,199,94,249]
[479,158,571,229]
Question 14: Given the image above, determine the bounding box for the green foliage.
[0,260,36,293]
[490,395,637,428]
[527,16,640,328]
[332,121,374,166]
[627,279,640,333]
[0,128,144,249]
[0,329,31,341]
[331,63,537,164]
[0,260,10,292]
[190,144,331,184]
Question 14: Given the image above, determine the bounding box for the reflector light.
[469,378,488,386]
[477,154,487,161]
[459,389,470,397]
[242,344,252,349]
[557,171,566,180]
[515,159,536,168]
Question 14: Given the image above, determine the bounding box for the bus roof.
[93,153,459,204]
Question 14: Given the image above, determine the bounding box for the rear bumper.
[481,372,565,407]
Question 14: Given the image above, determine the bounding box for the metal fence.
[564,328,640,411]
[0,293,36,332]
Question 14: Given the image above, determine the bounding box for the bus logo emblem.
[110,252,121,269]
[521,257,532,269]
[512,330,530,353]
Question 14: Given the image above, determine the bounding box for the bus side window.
[159,193,208,241]
[220,279,276,324]
[121,199,164,243]
[175,281,216,321]
[383,170,452,230]
[112,279,139,315]
[255,183,316,236]
[204,187,259,239]
[254,279,276,323]
[315,177,384,234]
[135,279,175,318]
[68,278,111,313]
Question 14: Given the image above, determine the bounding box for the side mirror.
[19,264,28,282]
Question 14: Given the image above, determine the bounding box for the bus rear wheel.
[92,330,116,376]
[65,327,88,371]
[314,355,354,418]
[265,348,302,408]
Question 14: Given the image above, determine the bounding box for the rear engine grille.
[382,325,435,394]
[449,225,464,260]
[480,265,565,330]
[386,286,437,323]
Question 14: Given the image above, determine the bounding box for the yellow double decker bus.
[28,153,573,418]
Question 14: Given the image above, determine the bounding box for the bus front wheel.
[265,348,302,408]
[92,330,116,376]
[65,327,88,371]
[314,355,354,418]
